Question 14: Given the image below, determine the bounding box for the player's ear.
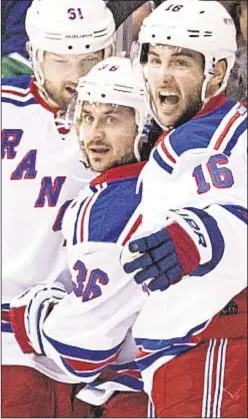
[206,59,227,98]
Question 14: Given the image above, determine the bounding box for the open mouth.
[89,147,110,155]
[159,91,180,107]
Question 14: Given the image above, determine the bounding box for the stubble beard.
[44,81,68,110]
[174,93,203,128]
[85,149,137,173]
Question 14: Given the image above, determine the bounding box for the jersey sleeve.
[41,241,147,383]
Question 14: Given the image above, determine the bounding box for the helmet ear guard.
[74,102,91,168]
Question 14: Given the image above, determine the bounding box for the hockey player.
[9,57,153,417]
[1,0,116,417]
[121,1,247,417]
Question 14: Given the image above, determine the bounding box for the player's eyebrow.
[148,50,160,57]
[50,53,65,59]
[81,108,91,114]
[148,47,195,60]
[79,53,101,61]
[171,49,195,59]
[82,107,118,115]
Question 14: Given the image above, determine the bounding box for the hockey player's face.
[41,51,103,109]
[145,45,204,127]
[79,103,138,172]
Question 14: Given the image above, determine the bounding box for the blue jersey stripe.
[43,330,122,361]
[73,199,87,245]
[135,320,208,351]
[90,373,143,391]
[1,304,13,333]
[109,361,138,371]
[1,303,10,310]
[109,374,143,391]
[153,149,173,174]
[60,358,101,378]
[223,118,247,156]
[136,343,196,371]
[168,100,237,156]
[2,75,32,89]
[2,97,37,107]
[221,204,248,224]
[1,322,13,333]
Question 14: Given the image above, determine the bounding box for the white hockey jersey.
[130,93,248,397]
[1,76,94,380]
[39,163,149,404]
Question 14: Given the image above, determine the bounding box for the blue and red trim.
[1,304,13,333]
[90,162,146,187]
[43,330,124,377]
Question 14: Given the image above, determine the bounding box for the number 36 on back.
[192,153,234,194]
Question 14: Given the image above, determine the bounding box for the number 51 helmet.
[136,0,237,127]
[25,0,116,98]
[75,57,151,164]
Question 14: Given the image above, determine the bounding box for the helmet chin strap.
[32,48,76,134]
[104,42,116,59]
[34,77,61,110]
[134,133,142,161]
[31,48,62,110]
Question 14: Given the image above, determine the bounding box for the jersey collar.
[29,78,60,116]
[193,93,228,119]
[90,162,146,187]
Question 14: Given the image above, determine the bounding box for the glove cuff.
[166,222,200,275]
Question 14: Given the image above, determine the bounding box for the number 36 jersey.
[40,163,148,404]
